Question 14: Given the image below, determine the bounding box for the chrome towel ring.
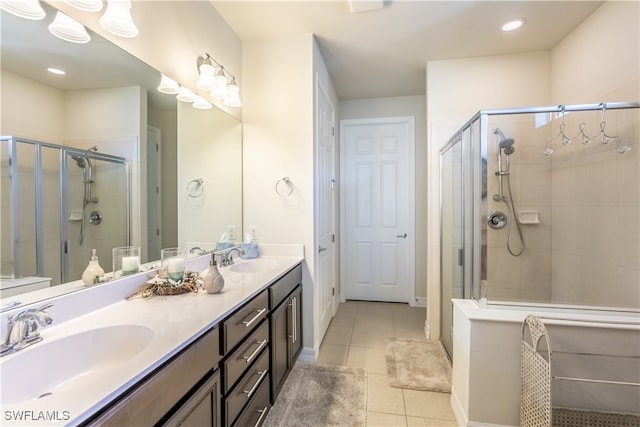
[275,177,294,197]
[187,178,204,198]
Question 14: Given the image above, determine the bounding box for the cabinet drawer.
[223,290,269,353]
[230,373,270,427]
[269,264,302,309]
[224,348,269,426]
[86,326,219,426]
[223,320,269,393]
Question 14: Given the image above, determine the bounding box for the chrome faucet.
[216,246,244,267]
[189,246,208,255]
[1,303,53,357]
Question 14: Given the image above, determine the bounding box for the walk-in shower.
[1,137,130,286]
[439,101,640,357]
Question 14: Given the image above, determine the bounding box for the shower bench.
[520,315,640,427]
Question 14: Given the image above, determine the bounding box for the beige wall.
[339,95,428,304]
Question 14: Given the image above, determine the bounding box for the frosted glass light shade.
[193,96,212,110]
[210,69,228,100]
[158,74,180,94]
[63,0,103,12]
[0,0,46,20]
[176,86,196,103]
[196,63,216,91]
[48,11,91,44]
[223,82,241,108]
[99,0,138,38]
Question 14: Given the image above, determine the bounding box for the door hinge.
[157,228,160,236]
[332,126,335,136]
[331,179,335,190]
[332,287,335,296]
[332,234,335,243]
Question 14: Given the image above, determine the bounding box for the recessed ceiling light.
[47,67,66,75]
[501,18,526,32]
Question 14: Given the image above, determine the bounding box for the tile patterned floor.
[317,301,458,427]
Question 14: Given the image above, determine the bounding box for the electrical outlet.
[228,225,236,241]
[249,225,258,241]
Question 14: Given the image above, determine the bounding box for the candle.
[121,255,140,275]
[167,257,185,281]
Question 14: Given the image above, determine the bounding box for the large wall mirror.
[0,2,242,306]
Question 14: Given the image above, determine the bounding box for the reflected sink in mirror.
[228,258,282,274]
[1,325,153,405]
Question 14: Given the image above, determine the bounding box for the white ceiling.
[211,1,604,100]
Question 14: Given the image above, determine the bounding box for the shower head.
[71,155,86,168]
[493,128,515,152]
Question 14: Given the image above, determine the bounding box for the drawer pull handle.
[243,369,268,399]
[254,406,269,427]
[242,308,267,328]
[243,339,268,364]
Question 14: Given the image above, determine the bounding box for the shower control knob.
[488,211,507,230]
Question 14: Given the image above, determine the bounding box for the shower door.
[63,150,129,283]
[440,134,465,358]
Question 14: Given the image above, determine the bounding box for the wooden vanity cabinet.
[269,265,303,402]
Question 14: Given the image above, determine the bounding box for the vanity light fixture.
[501,17,526,32]
[197,53,242,108]
[99,0,138,38]
[62,0,103,12]
[48,11,91,44]
[193,96,213,110]
[223,77,242,108]
[0,0,46,20]
[158,74,180,94]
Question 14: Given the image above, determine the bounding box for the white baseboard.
[410,296,427,307]
[451,388,516,427]
[297,347,316,362]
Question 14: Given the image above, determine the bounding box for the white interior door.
[316,81,337,341]
[341,117,415,303]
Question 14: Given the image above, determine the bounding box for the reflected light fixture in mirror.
[158,74,180,94]
[63,0,103,12]
[48,11,91,44]
[0,0,45,19]
[177,86,196,103]
[99,0,138,38]
[193,96,213,110]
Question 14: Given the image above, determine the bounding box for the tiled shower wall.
[486,106,639,309]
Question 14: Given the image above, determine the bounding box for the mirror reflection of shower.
[71,146,99,245]
[492,128,524,256]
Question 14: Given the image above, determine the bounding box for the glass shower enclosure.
[1,136,130,286]
[439,102,639,358]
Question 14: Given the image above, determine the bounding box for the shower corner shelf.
[518,210,540,224]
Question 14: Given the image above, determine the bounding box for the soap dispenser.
[82,249,105,286]
[203,253,225,294]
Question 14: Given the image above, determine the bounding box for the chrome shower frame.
[3,136,129,283]
[439,101,639,306]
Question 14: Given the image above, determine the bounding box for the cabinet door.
[288,285,302,362]
[270,300,289,401]
[163,371,220,427]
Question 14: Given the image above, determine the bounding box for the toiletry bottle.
[203,253,225,294]
[82,249,105,286]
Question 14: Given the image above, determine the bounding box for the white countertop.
[0,248,303,426]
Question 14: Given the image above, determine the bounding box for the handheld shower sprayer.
[491,127,524,256]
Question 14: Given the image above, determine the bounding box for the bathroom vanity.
[0,247,304,427]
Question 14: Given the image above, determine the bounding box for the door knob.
[318,246,327,252]
[396,233,407,238]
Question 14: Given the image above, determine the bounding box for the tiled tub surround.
[0,244,303,426]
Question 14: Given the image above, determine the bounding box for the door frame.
[339,116,416,305]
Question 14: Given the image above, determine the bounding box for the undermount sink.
[228,258,281,273]
[0,324,153,405]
